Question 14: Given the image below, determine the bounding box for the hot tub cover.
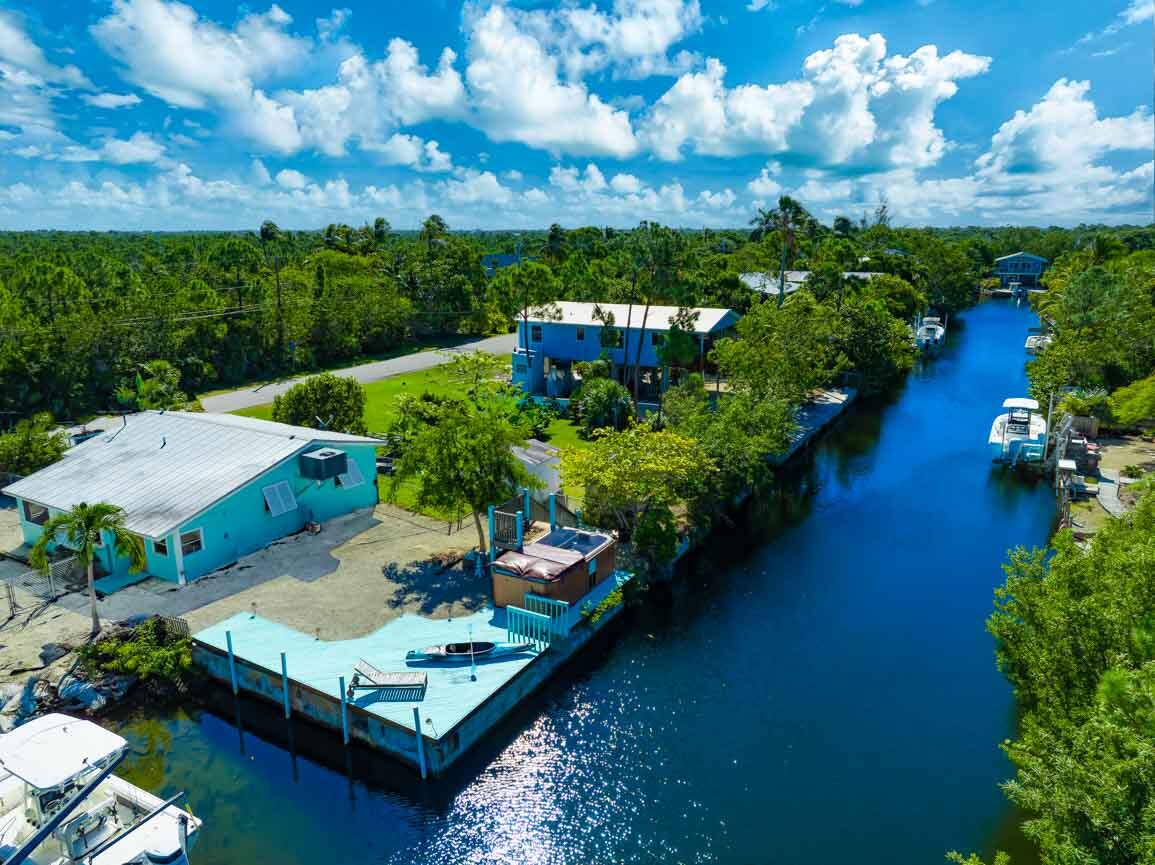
[495,546,582,581]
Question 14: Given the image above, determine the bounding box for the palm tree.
[749,196,812,307]
[543,223,567,264]
[30,502,146,637]
[259,220,286,369]
[420,214,448,255]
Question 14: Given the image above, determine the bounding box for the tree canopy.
[271,373,368,435]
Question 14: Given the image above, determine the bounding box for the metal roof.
[2,411,380,539]
[523,301,737,334]
[995,251,1048,262]
[0,713,126,789]
[739,271,882,295]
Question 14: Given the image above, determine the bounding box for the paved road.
[201,332,518,413]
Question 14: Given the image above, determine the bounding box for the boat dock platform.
[191,570,634,778]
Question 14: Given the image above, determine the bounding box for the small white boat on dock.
[0,713,201,865]
[988,397,1047,464]
[915,314,947,352]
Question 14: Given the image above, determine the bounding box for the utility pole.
[274,252,284,370]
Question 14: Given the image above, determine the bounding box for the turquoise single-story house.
[513,301,739,401]
[2,411,381,586]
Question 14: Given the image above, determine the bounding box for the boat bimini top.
[0,714,126,790]
[1002,397,1039,411]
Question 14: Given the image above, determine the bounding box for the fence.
[2,555,79,602]
[492,492,529,551]
[521,595,571,640]
[530,497,551,525]
[506,606,554,650]
[156,614,190,640]
[552,494,580,529]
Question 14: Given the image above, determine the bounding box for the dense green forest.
[1,204,1150,425]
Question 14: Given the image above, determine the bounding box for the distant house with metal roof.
[994,252,1048,288]
[512,301,740,401]
[740,270,883,297]
[3,412,381,586]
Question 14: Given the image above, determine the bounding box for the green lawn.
[233,361,485,432]
[232,361,593,517]
[195,336,488,401]
[542,416,586,452]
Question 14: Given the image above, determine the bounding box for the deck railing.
[506,606,553,650]
[522,595,571,640]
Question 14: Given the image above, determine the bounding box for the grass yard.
[233,360,494,432]
[543,416,586,452]
[196,336,481,400]
[232,359,594,517]
[1069,497,1112,536]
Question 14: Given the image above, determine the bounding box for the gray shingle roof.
[2,411,380,539]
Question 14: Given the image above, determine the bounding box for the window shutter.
[263,481,298,517]
[338,458,365,490]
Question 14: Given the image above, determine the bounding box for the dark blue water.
[113,300,1053,864]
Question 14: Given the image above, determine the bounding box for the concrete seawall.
[192,577,631,776]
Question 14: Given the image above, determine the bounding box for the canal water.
[113,300,1054,864]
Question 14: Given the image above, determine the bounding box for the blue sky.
[0,0,1151,230]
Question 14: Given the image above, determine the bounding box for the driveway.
[201,332,517,413]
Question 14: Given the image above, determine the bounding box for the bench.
[346,659,427,701]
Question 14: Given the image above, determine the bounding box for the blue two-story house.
[3,411,381,588]
[513,301,740,402]
[995,252,1048,288]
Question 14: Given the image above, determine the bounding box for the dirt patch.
[1094,436,1155,508]
[1097,435,1155,476]
[181,503,489,639]
[0,563,90,683]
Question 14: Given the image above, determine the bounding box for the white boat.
[915,314,947,352]
[988,397,1047,464]
[1024,334,1052,354]
[0,713,201,865]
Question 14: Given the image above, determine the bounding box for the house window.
[153,538,168,557]
[530,325,543,343]
[650,332,664,347]
[575,327,585,342]
[22,502,48,525]
[180,529,203,556]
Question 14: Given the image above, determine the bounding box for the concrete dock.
[192,570,634,776]
[774,387,857,464]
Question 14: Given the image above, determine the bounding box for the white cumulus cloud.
[82,91,142,109]
[463,5,639,158]
[640,33,989,170]
[275,168,308,189]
